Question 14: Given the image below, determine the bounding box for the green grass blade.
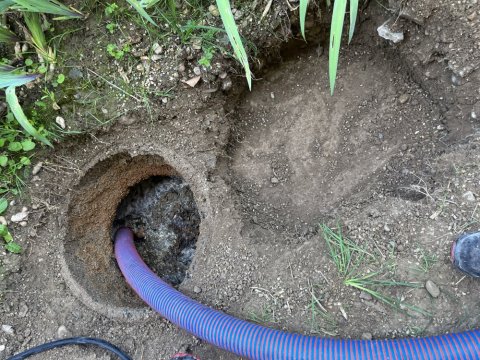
[216,0,252,89]
[11,0,83,18]
[299,0,309,40]
[329,0,347,94]
[0,26,19,43]
[125,0,158,26]
[5,86,52,147]
[348,0,358,43]
[139,0,162,9]
[23,12,55,63]
[0,0,14,12]
[0,67,39,88]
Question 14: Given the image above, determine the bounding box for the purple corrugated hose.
[114,227,480,359]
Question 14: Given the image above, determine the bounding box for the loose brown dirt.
[1,0,480,359]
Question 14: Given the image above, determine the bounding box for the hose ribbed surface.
[114,227,480,359]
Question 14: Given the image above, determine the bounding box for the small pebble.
[32,162,43,175]
[55,116,65,129]
[271,177,279,184]
[152,43,163,55]
[118,116,137,126]
[398,94,410,104]
[11,211,28,223]
[462,191,476,202]
[2,325,14,335]
[0,344,5,352]
[0,216,6,225]
[151,54,162,62]
[57,325,71,338]
[222,78,232,91]
[18,303,28,318]
[193,286,202,294]
[208,4,220,16]
[467,12,477,21]
[19,221,27,227]
[178,63,186,73]
[383,224,391,232]
[359,291,373,301]
[425,280,440,298]
[193,66,202,76]
[362,332,373,340]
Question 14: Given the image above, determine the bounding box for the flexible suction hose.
[115,227,480,359]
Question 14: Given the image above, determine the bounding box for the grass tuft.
[321,223,372,277]
[321,223,430,317]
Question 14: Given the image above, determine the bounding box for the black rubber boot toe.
[451,232,480,277]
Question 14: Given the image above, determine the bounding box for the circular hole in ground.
[114,176,200,286]
[62,153,201,319]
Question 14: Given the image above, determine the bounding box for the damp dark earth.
[1,0,480,359]
[115,176,201,286]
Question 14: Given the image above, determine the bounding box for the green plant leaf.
[0,66,39,89]
[21,139,35,151]
[19,156,30,166]
[0,0,14,12]
[5,241,21,253]
[23,12,56,64]
[3,231,12,242]
[10,0,83,19]
[125,0,157,26]
[299,0,309,40]
[216,0,252,89]
[0,26,19,43]
[57,73,65,84]
[0,224,7,235]
[8,141,22,152]
[348,0,358,43]
[0,155,7,167]
[5,86,53,147]
[0,198,7,214]
[329,0,347,94]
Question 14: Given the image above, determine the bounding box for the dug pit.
[114,176,201,286]
[61,152,203,320]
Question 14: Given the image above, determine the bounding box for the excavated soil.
[1,1,480,359]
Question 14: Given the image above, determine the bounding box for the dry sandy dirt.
[1,0,480,359]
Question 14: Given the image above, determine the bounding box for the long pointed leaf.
[125,0,158,26]
[0,68,39,88]
[348,0,358,42]
[5,86,52,147]
[0,0,14,12]
[23,12,56,63]
[299,0,309,40]
[0,26,19,43]
[216,0,251,89]
[11,0,83,19]
[329,0,347,94]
